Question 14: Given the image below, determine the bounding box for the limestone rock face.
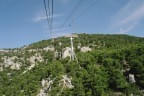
[29,53,43,64]
[23,53,43,74]
[37,77,54,96]
[62,47,71,59]
[59,75,74,89]
[80,47,92,53]
[28,49,37,52]
[37,75,74,96]
[43,46,55,51]
[2,56,21,70]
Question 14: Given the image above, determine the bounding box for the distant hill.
[0,34,144,96]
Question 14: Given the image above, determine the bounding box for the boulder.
[129,74,136,83]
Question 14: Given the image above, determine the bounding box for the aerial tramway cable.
[60,0,86,28]
[71,0,97,22]
[61,0,97,29]
[43,0,54,40]
[43,0,50,25]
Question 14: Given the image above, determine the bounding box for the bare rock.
[2,56,21,70]
[129,74,136,83]
[43,46,55,51]
[37,77,54,96]
[59,75,74,89]
[62,47,71,59]
[80,47,92,53]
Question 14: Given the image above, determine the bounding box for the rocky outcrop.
[57,75,74,96]
[1,56,21,70]
[28,49,38,52]
[62,47,71,59]
[80,46,92,53]
[129,74,136,83]
[37,75,74,96]
[43,46,55,51]
[59,75,74,89]
[23,53,43,74]
[37,77,54,96]
[29,53,43,64]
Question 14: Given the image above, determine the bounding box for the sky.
[0,0,144,48]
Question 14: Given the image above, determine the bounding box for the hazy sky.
[0,0,144,48]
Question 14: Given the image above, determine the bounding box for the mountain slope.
[0,34,144,96]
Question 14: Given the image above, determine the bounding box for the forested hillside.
[0,34,144,96]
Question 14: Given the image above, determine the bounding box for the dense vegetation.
[0,34,144,96]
